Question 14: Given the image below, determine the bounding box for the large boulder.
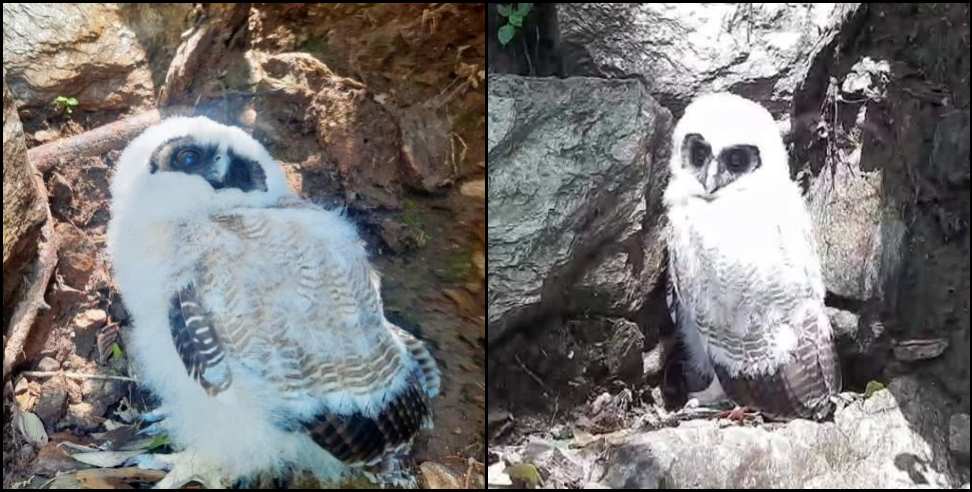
[2,4,192,123]
[487,74,671,344]
[558,3,850,119]
[596,377,959,488]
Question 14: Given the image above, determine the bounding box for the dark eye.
[175,148,201,168]
[691,144,708,168]
[725,148,750,172]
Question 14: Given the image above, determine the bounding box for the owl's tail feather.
[303,380,431,466]
[716,313,841,421]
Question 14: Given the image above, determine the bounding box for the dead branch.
[2,167,58,382]
[26,109,186,173]
[19,371,137,383]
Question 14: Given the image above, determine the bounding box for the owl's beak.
[701,160,721,194]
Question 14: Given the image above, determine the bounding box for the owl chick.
[107,116,440,488]
[664,93,840,421]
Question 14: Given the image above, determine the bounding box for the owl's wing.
[168,283,233,396]
[675,226,840,420]
[711,301,841,420]
[667,246,720,395]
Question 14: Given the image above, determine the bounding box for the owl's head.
[667,93,788,202]
[110,116,293,222]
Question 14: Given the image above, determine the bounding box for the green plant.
[497,3,533,46]
[53,95,79,115]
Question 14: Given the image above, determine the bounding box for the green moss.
[507,463,542,489]
[864,380,886,399]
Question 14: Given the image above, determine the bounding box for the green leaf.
[65,97,78,106]
[497,4,512,17]
[147,434,170,451]
[508,12,523,27]
[55,96,69,104]
[498,24,515,46]
[110,343,124,361]
[516,3,533,16]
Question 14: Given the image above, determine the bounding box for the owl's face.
[148,135,268,192]
[110,116,294,224]
[667,93,788,201]
[680,132,761,194]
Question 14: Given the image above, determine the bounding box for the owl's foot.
[718,406,760,425]
[361,451,418,489]
[136,409,169,436]
[130,451,225,489]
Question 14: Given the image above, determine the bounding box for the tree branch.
[2,166,58,382]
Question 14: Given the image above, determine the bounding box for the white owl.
[664,93,840,421]
[106,116,440,488]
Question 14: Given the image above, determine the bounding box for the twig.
[514,354,552,395]
[2,166,58,382]
[26,108,190,173]
[20,371,137,383]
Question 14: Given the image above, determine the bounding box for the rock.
[2,4,191,120]
[893,338,950,362]
[251,51,405,210]
[642,343,665,380]
[568,318,645,387]
[806,150,901,303]
[566,244,646,319]
[488,408,513,441]
[827,307,860,340]
[75,309,108,331]
[398,104,453,192]
[60,402,102,432]
[32,383,67,428]
[487,75,671,343]
[558,3,847,118]
[36,357,60,372]
[790,3,971,411]
[487,461,512,487]
[951,414,970,461]
[488,316,645,414]
[2,74,47,322]
[595,377,956,488]
[420,462,462,489]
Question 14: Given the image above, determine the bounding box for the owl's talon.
[126,453,174,471]
[145,451,226,489]
[137,421,167,436]
[140,408,168,424]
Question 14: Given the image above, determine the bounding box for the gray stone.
[806,149,904,303]
[33,384,67,428]
[894,338,951,362]
[596,377,956,488]
[951,413,970,460]
[36,357,60,372]
[826,307,859,339]
[558,3,848,119]
[487,75,671,343]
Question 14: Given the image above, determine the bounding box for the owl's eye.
[726,149,748,172]
[175,148,201,168]
[691,144,708,168]
[723,146,760,173]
